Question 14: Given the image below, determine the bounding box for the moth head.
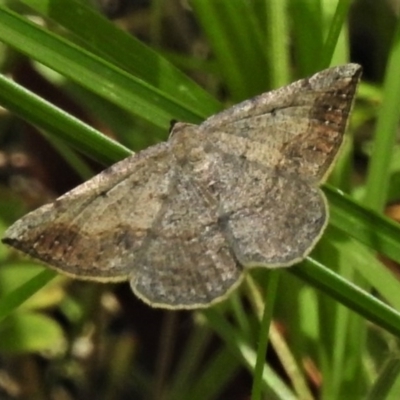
[169,122,205,162]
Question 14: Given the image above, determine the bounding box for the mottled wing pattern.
[3,143,176,281]
[199,64,361,184]
[129,168,242,308]
[213,153,327,267]
[174,143,328,268]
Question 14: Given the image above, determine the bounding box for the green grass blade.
[291,258,400,338]
[366,358,400,400]
[325,186,400,264]
[20,0,220,116]
[264,0,291,87]
[0,6,206,128]
[0,74,130,165]
[364,18,400,211]
[290,0,324,76]
[191,0,268,100]
[0,269,56,322]
[203,308,297,399]
[319,0,353,69]
[251,271,281,400]
[187,349,240,400]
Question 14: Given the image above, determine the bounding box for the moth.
[2,64,362,309]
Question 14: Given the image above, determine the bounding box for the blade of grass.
[290,0,324,76]
[366,358,400,400]
[0,6,206,129]
[251,271,281,400]
[188,348,240,400]
[264,0,291,87]
[0,269,56,322]
[203,308,297,399]
[20,0,220,116]
[325,185,400,265]
[247,273,315,400]
[319,0,353,69]
[329,227,400,310]
[0,74,131,165]
[364,17,400,211]
[191,0,268,101]
[291,258,400,338]
[39,130,96,181]
[168,324,213,399]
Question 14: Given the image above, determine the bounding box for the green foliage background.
[1,0,400,399]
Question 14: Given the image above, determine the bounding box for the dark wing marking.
[3,143,176,281]
[198,64,361,183]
